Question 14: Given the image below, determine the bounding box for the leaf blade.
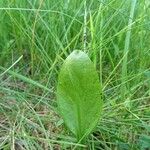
[57,50,103,140]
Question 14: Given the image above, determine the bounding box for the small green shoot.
[57,50,103,144]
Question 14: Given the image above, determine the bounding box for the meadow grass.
[0,0,150,149]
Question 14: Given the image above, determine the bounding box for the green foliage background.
[0,0,150,149]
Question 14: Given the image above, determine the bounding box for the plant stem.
[121,0,137,98]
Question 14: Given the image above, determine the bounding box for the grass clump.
[0,0,150,149]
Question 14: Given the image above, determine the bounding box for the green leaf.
[57,50,103,141]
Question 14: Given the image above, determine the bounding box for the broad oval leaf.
[57,50,103,141]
